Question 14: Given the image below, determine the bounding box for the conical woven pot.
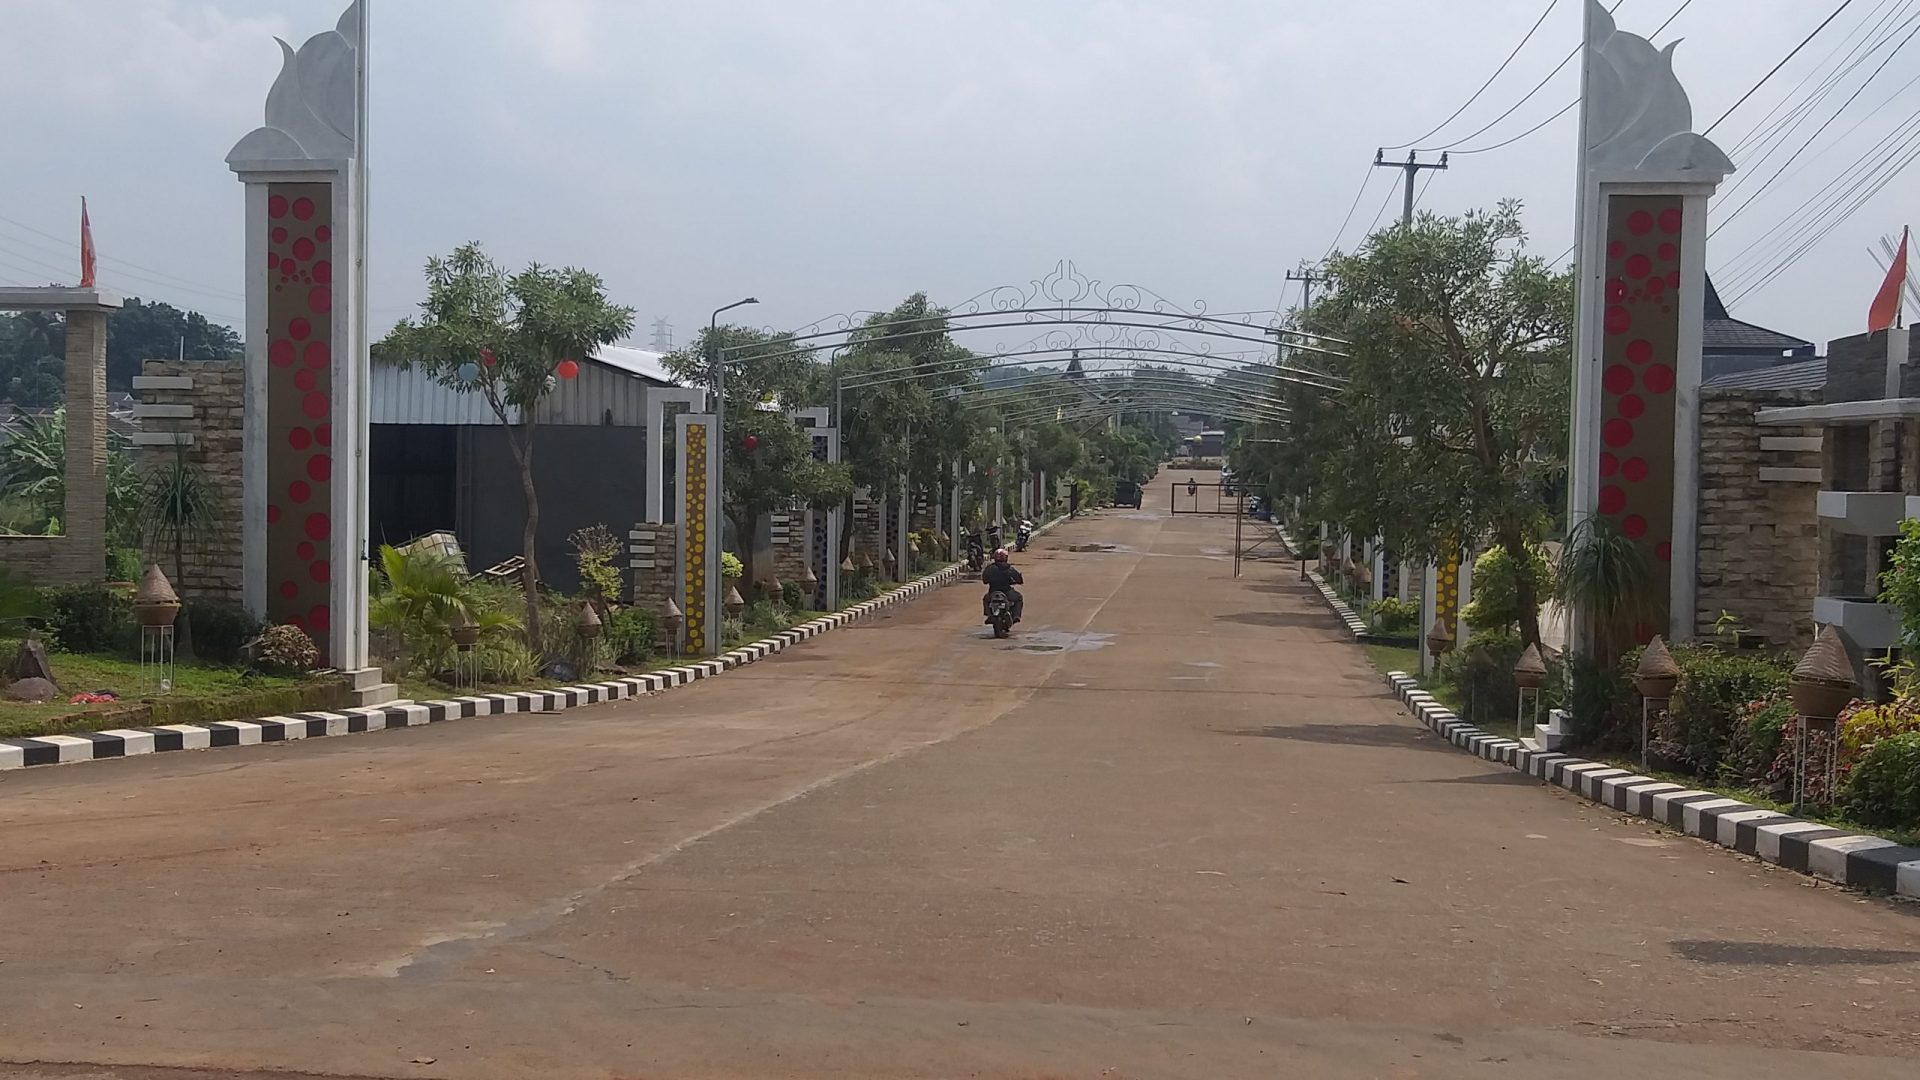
[1790,626,1856,722]
[1512,643,1548,690]
[133,565,182,628]
[1634,636,1682,702]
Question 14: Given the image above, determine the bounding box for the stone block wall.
[1695,388,1821,648]
[132,360,245,604]
[767,509,811,587]
[628,522,677,616]
[2,308,108,585]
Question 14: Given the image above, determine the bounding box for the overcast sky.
[1,0,1912,351]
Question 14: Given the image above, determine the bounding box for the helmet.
[992,548,1010,563]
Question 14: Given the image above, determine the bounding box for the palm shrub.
[140,445,220,658]
[1557,515,1657,666]
[368,544,521,677]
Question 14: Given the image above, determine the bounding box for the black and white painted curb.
[0,567,965,774]
[1306,571,1375,641]
[1384,671,1920,901]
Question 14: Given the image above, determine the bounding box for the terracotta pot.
[1789,678,1853,723]
[449,622,482,648]
[1634,673,1679,701]
[134,600,181,628]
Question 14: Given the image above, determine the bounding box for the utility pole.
[1284,264,1325,309]
[1373,149,1448,227]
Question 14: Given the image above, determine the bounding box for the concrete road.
[1,471,1915,1079]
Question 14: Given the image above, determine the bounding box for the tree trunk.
[510,427,542,652]
[729,508,757,599]
[1501,527,1542,651]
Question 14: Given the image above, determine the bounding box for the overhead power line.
[1383,0,1562,152]
[1712,12,1920,238]
[1704,0,1862,135]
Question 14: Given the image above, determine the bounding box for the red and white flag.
[79,197,96,288]
[1869,225,1908,333]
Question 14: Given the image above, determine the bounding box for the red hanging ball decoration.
[556,358,580,380]
[480,347,498,368]
[742,434,759,451]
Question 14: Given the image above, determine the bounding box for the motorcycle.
[964,532,985,574]
[984,589,1016,639]
[1014,519,1033,552]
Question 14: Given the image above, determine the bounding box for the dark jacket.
[982,563,1023,590]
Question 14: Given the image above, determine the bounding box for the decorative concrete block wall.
[132,360,246,603]
[1695,388,1821,647]
[768,509,811,587]
[628,522,677,614]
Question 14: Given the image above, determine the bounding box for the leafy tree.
[1302,201,1571,648]
[664,326,853,589]
[104,298,242,388]
[0,300,241,402]
[377,242,634,650]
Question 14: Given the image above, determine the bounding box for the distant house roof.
[1703,276,1813,356]
[1703,356,1827,391]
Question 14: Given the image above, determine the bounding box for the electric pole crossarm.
[1372,150,1450,227]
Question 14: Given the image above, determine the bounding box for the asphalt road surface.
[1,469,1915,1079]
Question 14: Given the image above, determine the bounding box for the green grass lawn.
[0,649,340,740]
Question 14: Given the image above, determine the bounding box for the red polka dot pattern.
[1596,195,1684,645]
[265,183,334,662]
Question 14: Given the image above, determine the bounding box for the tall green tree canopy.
[377,242,634,648]
[1301,201,1572,646]
[0,299,241,404]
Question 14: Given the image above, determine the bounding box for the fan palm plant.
[139,445,220,656]
[1557,515,1657,665]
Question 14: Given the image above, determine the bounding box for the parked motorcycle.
[964,531,985,574]
[1015,519,1033,552]
[984,589,1016,639]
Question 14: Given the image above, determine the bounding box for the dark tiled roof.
[1703,356,1826,391]
[1704,275,1813,354]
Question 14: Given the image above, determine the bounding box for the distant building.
[368,344,677,593]
[1189,430,1226,458]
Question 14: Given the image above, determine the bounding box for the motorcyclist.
[982,547,1024,625]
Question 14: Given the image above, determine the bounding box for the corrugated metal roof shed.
[371,345,680,427]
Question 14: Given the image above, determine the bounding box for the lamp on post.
[708,296,759,657]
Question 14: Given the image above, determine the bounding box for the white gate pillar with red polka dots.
[226,2,371,671]
[1569,1,1733,649]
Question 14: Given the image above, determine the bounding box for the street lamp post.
[708,297,759,656]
